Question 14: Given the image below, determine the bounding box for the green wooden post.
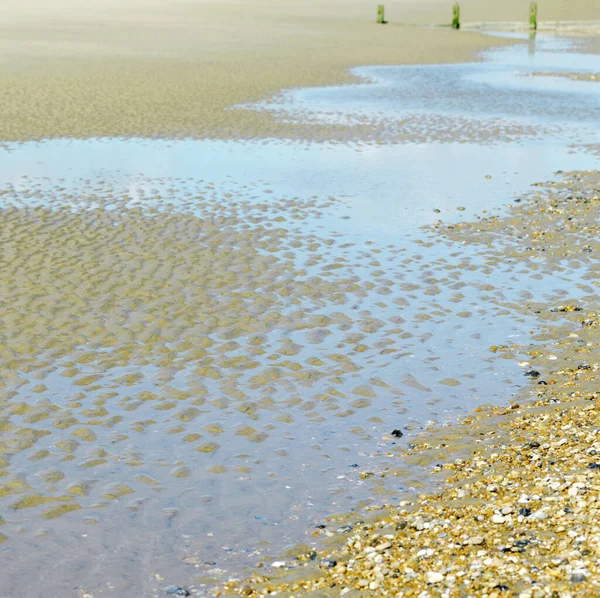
[529,2,538,30]
[377,4,386,24]
[452,3,460,29]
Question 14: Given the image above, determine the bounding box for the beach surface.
[1,0,597,141]
[223,170,600,597]
[1,2,600,598]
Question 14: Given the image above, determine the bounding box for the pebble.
[425,571,444,584]
[165,587,190,597]
[530,510,548,521]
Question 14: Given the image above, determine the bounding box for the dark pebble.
[322,559,337,568]
[587,463,600,470]
[493,585,510,591]
[348,463,359,468]
[337,525,353,533]
[308,551,317,561]
[391,429,404,438]
[513,539,529,548]
[525,370,540,378]
[315,524,326,529]
[564,507,573,514]
[525,441,540,449]
[165,587,191,597]
[519,507,532,517]
[537,380,547,385]
[571,573,586,583]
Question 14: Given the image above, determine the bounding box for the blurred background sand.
[0,0,597,139]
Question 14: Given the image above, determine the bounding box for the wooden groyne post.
[377,4,386,24]
[452,3,460,29]
[529,2,538,30]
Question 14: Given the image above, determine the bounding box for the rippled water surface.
[0,33,599,597]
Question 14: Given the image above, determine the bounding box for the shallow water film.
[0,34,599,597]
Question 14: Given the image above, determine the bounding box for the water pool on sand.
[0,33,598,597]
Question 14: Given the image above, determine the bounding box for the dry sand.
[0,0,596,141]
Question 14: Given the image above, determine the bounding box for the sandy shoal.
[0,0,595,141]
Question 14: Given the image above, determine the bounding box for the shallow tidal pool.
[0,32,599,597]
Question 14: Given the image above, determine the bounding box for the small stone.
[468,536,485,545]
[414,519,425,531]
[271,561,286,568]
[391,429,404,438]
[322,558,337,568]
[425,571,444,584]
[337,525,353,534]
[524,370,540,378]
[513,539,529,548]
[530,510,548,521]
[376,541,392,551]
[165,587,190,597]
[241,586,253,596]
[491,514,505,524]
[571,571,586,583]
[519,507,532,517]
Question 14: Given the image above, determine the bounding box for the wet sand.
[222,172,600,596]
[0,0,596,141]
[0,35,598,596]
[1,1,600,597]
